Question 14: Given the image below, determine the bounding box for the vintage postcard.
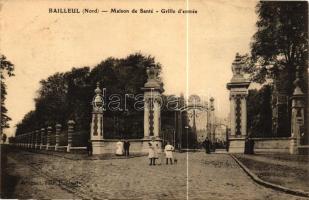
[1,0,308,199]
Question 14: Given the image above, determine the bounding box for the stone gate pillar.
[227,53,250,153]
[290,67,305,154]
[90,83,105,155]
[141,65,163,151]
[142,65,163,139]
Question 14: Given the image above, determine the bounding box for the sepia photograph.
[0,0,308,199]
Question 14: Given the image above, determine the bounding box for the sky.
[0,0,258,137]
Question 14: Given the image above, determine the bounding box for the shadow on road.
[1,145,20,198]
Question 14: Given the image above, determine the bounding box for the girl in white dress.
[148,142,155,165]
[115,140,124,156]
[164,141,175,165]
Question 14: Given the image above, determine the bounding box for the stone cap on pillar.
[226,82,250,90]
[231,53,246,82]
[67,120,76,126]
[92,82,104,112]
[56,123,62,129]
[290,67,305,107]
[227,53,251,90]
[142,64,164,92]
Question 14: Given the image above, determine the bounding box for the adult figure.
[149,137,158,165]
[244,137,250,154]
[124,139,130,157]
[248,138,255,154]
[87,140,93,156]
[115,139,124,156]
[203,137,211,154]
[164,141,175,165]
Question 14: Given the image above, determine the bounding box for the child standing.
[148,142,155,165]
[164,141,175,165]
[115,139,124,156]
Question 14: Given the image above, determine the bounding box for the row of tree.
[15,53,183,140]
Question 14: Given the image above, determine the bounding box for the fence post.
[26,132,31,149]
[24,134,27,148]
[46,126,52,150]
[67,120,75,152]
[17,135,19,147]
[31,131,35,149]
[35,130,39,149]
[40,128,45,150]
[27,133,31,148]
[55,124,61,151]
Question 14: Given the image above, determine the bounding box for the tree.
[15,53,168,141]
[8,136,15,144]
[15,111,37,135]
[2,133,7,143]
[35,72,69,126]
[249,1,308,89]
[245,2,308,137]
[89,53,163,139]
[247,85,273,137]
[0,54,15,135]
[64,67,91,130]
